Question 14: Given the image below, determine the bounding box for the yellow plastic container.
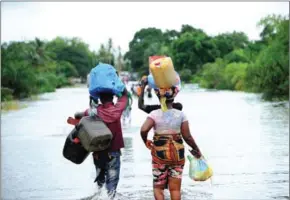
[149,57,176,89]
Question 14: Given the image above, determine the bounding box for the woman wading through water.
[140,86,202,200]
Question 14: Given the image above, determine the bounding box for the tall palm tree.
[29,37,51,68]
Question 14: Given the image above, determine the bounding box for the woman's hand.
[74,112,84,119]
[181,121,203,159]
[140,117,154,150]
[141,76,148,87]
[146,140,153,150]
[190,149,202,159]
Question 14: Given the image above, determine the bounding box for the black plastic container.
[62,128,90,164]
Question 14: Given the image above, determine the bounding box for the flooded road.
[1,85,289,200]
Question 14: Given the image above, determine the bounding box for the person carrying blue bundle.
[88,63,125,100]
[74,63,128,199]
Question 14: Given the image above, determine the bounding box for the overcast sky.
[2,2,289,53]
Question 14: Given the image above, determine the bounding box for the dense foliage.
[1,14,288,102]
[124,14,288,100]
[1,37,120,101]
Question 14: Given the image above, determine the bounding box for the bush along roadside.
[124,14,288,101]
[1,37,121,107]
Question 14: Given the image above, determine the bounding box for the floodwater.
[1,84,289,200]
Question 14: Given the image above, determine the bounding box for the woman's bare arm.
[138,79,161,114]
[181,121,202,158]
[138,83,147,110]
[140,117,154,145]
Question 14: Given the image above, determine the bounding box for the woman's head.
[154,86,178,105]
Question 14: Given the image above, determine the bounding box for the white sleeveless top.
[148,108,188,134]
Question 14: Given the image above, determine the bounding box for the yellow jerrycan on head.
[149,56,177,89]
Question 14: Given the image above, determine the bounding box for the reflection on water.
[121,137,135,180]
[122,137,133,163]
[1,85,289,200]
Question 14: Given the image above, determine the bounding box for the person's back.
[140,97,202,200]
[84,91,127,150]
[149,108,185,135]
[80,89,128,199]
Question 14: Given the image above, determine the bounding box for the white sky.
[2,2,289,53]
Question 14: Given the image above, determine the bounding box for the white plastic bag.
[187,155,213,181]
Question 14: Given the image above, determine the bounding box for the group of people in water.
[121,76,153,125]
[130,82,153,98]
[77,72,202,200]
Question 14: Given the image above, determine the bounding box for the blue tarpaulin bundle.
[89,63,125,100]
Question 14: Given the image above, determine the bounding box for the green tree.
[46,37,92,81]
[213,31,249,58]
[124,28,165,74]
[172,30,217,73]
[224,62,248,90]
[257,14,285,44]
[199,58,227,89]
[97,39,115,66]
[224,49,249,63]
[252,15,288,100]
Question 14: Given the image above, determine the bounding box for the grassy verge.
[1,100,28,112]
[1,83,84,112]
